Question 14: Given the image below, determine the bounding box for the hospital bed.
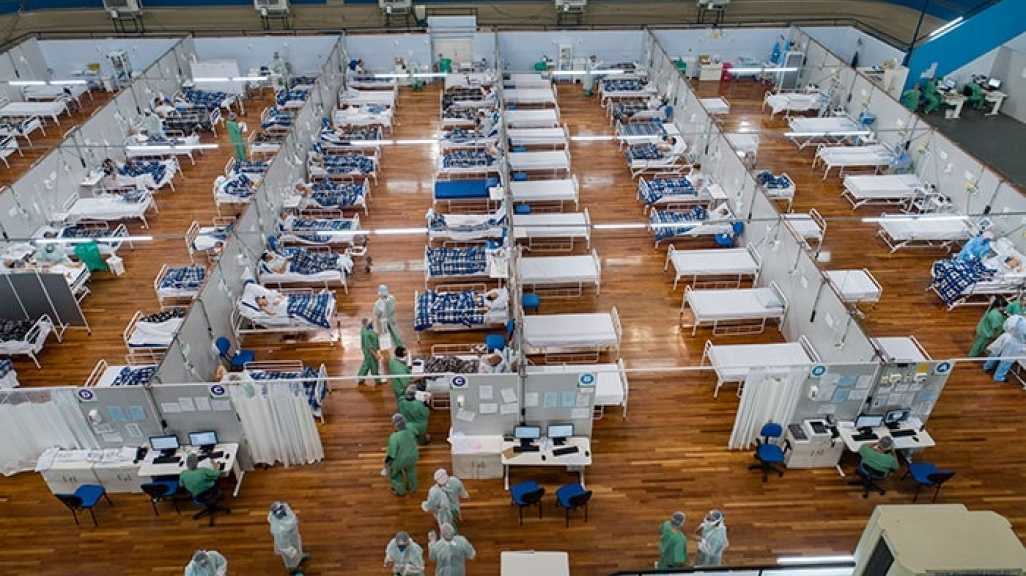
[308,150,379,184]
[33,223,130,257]
[440,126,499,152]
[608,101,668,125]
[649,204,734,248]
[626,146,691,179]
[520,249,602,297]
[428,207,507,243]
[0,359,18,389]
[0,99,69,124]
[424,244,499,286]
[123,307,186,353]
[681,282,788,337]
[507,126,569,149]
[783,209,827,252]
[513,210,591,252]
[505,108,560,129]
[277,212,363,247]
[599,79,657,107]
[701,336,819,398]
[260,107,292,133]
[614,119,674,147]
[872,335,931,364]
[441,88,496,111]
[441,105,490,130]
[0,134,19,168]
[333,105,394,134]
[338,87,397,109]
[180,88,241,114]
[0,115,46,146]
[755,170,796,212]
[788,116,873,150]
[226,158,270,178]
[276,87,311,110]
[185,217,234,263]
[433,176,501,212]
[24,84,90,106]
[726,133,759,166]
[762,90,828,118]
[701,97,731,116]
[225,361,330,423]
[813,144,895,179]
[111,158,179,192]
[526,358,629,419]
[504,73,550,88]
[348,76,398,90]
[413,284,509,337]
[258,245,352,292]
[0,315,57,369]
[637,174,723,212]
[163,107,222,137]
[825,269,883,305]
[214,172,260,214]
[508,150,571,176]
[233,282,338,345]
[126,133,203,165]
[842,174,926,211]
[84,357,160,388]
[412,345,515,409]
[446,72,495,90]
[248,131,285,158]
[437,149,501,178]
[318,126,384,154]
[57,190,157,229]
[664,244,761,291]
[154,265,206,306]
[929,252,1026,310]
[504,87,558,107]
[875,215,973,253]
[522,308,622,363]
[288,179,371,215]
[510,176,579,211]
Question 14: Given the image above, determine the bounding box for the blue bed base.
[433,176,500,201]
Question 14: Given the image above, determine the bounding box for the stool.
[521,293,540,314]
[485,333,506,352]
[513,146,527,153]
[513,172,529,181]
[514,204,532,215]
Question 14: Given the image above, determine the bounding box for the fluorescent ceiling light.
[927,17,963,40]
[232,76,267,82]
[777,555,855,565]
[372,227,428,235]
[9,80,46,86]
[126,144,220,152]
[192,77,231,82]
[550,69,626,77]
[50,80,88,85]
[36,235,153,244]
[593,223,646,230]
[728,67,799,74]
[861,215,966,224]
[570,135,614,142]
[783,131,871,138]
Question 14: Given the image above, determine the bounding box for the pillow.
[754,288,784,310]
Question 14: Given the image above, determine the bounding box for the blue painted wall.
[905,0,1026,89]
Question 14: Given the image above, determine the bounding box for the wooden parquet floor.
[1,79,1024,576]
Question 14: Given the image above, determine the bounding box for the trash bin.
[105,255,125,277]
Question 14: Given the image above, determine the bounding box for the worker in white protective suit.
[583,55,604,97]
[268,501,310,574]
[184,550,228,576]
[427,523,476,576]
[270,51,291,89]
[384,531,425,576]
[983,314,1026,383]
[694,509,729,566]
[421,468,469,531]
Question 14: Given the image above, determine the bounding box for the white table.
[501,437,591,490]
[136,442,244,497]
[837,423,935,453]
[501,551,569,576]
[943,92,966,119]
[985,89,1007,116]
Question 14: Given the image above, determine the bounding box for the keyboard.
[153,455,180,465]
[513,445,540,453]
[891,429,916,437]
[851,433,878,442]
[552,445,580,457]
[211,450,225,458]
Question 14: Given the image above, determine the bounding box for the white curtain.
[230,381,324,467]
[729,368,805,450]
[0,389,100,476]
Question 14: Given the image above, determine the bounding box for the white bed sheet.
[526,363,623,406]
[708,342,816,381]
[815,144,892,173]
[520,254,599,285]
[259,268,346,286]
[24,84,88,102]
[505,109,559,128]
[509,150,570,172]
[333,107,393,129]
[0,101,67,123]
[668,247,759,286]
[764,92,824,116]
[844,174,924,200]
[506,73,550,88]
[701,97,730,115]
[783,214,824,241]
[789,116,863,135]
[878,217,971,241]
[339,90,396,107]
[446,72,495,90]
[127,318,183,348]
[510,178,577,205]
[874,337,928,362]
[513,212,588,240]
[825,269,882,303]
[504,88,556,105]
[61,194,153,224]
[507,128,567,147]
[523,313,618,350]
[687,287,784,320]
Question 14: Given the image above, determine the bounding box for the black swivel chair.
[190,484,231,526]
[849,462,892,498]
[141,480,181,516]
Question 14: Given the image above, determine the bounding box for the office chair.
[55,484,113,527]
[510,480,545,525]
[902,462,955,503]
[190,484,231,527]
[555,482,592,528]
[748,423,789,482]
[485,319,515,352]
[214,335,255,370]
[141,480,181,516]
[849,462,892,498]
[967,83,986,110]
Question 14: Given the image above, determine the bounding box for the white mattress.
[726,133,759,154]
[765,92,822,114]
[63,195,151,222]
[816,145,892,167]
[510,178,576,203]
[446,72,495,90]
[24,84,88,101]
[508,128,567,147]
[339,90,395,107]
[504,88,556,105]
[523,313,618,349]
[259,269,345,285]
[670,248,759,277]
[513,212,588,239]
[0,101,66,119]
[687,287,784,320]
[789,116,863,135]
[701,97,730,115]
[0,320,50,354]
[520,255,599,285]
[844,174,924,199]
[879,218,971,241]
[826,269,881,303]
[506,73,550,88]
[709,342,815,381]
[526,363,624,406]
[874,337,928,362]
[783,214,823,240]
[506,109,559,128]
[127,318,183,348]
[333,107,393,128]
[509,150,569,171]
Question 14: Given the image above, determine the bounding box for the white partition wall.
[802,26,905,70]
[652,27,789,68]
[194,36,337,78]
[344,33,433,77]
[498,30,645,72]
[38,38,179,80]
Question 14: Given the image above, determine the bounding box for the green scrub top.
[386,428,419,469]
[388,357,412,399]
[657,520,688,569]
[398,396,430,436]
[858,444,898,474]
[360,326,380,353]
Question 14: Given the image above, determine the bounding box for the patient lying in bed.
[255,293,287,316]
[626,135,686,162]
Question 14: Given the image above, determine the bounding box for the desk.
[137,443,244,496]
[501,437,591,490]
[985,89,1007,116]
[942,92,966,119]
[837,423,935,453]
[501,551,569,576]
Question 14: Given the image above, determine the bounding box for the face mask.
[397,545,407,552]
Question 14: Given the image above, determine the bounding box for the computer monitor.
[149,435,180,455]
[942,77,956,90]
[188,430,219,451]
[884,408,910,426]
[514,425,541,447]
[987,77,1001,90]
[547,423,574,445]
[855,414,884,431]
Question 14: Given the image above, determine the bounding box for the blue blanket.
[638,177,696,205]
[281,249,342,275]
[276,88,310,107]
[627,144,662,161]
[283,218,356,243]
[0,359,12,379]
[119,160,167,184]
[649,205,709,242]
[618,121,664,138]
[443,150,497,169]
[756,170,793,190]
[261,109,293,130]
[415,290,485,331]
[249,366,325,409]
[930,258,993,305]
[601,78,645,92]
[319,126,381,146]
[317,154,375,175]
[426,246,488,276]
[307,181,366,209]
[232,160,269,175]
[181,89,227,111]
[286,293,334,329]
[609,100,649,121]
[160,266,206,290]
[220,173,257,198]
[111,365,157,386]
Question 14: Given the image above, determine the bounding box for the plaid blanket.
[141,308,187,323]
[0,359,12,379]
[930,258,993,305]
[305,181,365,209]
[165,109,215,133]
[276,88,310,107]
[602,78,645,92]
[286,293,335,329]
[426,246,488,276]
[284,218,356,243]
[220,173,257,198]
[417,355,480,374]
[232,160,269,175]
[290,77,317,89]
[638,177,696,205]
[160,266,206,290]
[249,366,326,409]
[627,144,662,161]
[253,132,284,144]
[427,211,505,232]
[444,128,485,143]
[318,154,375,175]
[120,160,167,184]
[111,365,157,386]
[618,121,664,138]
[261,109,293,130]
[182,89,227,111]
[319,126,381,146]
[756,170,793,190]
[443,106,480,121]
[610,100,649,121]
[415,289,485,331]
[58,225,127,241]
[650,205,709,242]
[0,319,35,342]
[442,89,489,108]
[443,150,497,168]
[282,249,343,275]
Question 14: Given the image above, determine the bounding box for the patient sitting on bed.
[478,351,509,374]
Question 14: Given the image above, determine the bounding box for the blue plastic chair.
[748,423,789,482]
[55,484,113,527]
[513,172,529,181]
[215,336,255,369]
[522,293,540,314]
[555,482,592,527]
[903,462,955,502]
[485,319,515,352]
[514,204,532,215]
[510,480,545,525]
[141,480,180,516]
